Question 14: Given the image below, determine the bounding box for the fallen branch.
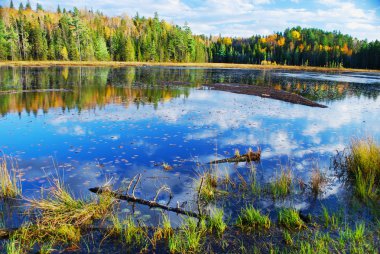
[89,187,203,219]
[209,150,261,164]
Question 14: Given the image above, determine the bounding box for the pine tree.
[10,0,14,9]
[94,36,109,61]
[125,36,135,61]
[25,0,31,10]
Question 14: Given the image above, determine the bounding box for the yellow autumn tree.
[291,30,301,40]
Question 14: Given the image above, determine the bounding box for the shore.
[0,61,379,73]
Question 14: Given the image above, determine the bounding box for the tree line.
[0,1,379,69]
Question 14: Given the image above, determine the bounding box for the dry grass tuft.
[0,155,21,199]
[310,166,327,197]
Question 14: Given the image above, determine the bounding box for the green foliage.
[236,205,271,230]
[0,7,378,68]
[207,208,227,236]
[345,138,380,201]
[270,169,293,198]
[278,208,306,230]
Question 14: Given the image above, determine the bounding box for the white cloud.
[10,0,380,40]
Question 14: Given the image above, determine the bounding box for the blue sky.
[3,0,380,40]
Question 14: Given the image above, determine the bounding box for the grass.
[310,166,327,197]
[198,171,219,202]
[1,60,380,73]
[0,155,21,199]
[278,208,306,230]
[168,218,206,253]
[207,208,227,236]
[236,205,271,230]
[27,179,115,227]
[6,178,116,253]
[270,169,293,198]
[344,137,380,201]
[153,213,173,246]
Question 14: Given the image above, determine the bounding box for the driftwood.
[89,187,202,219]
[209,150,261,164]
[205,83,327,108]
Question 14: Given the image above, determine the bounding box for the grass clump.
[270,169,292,199]
[236,205,271,230]
[207,208,227,236]
[321,206,339,229]
[0,156,21,198]
[168,218,206,253]
[278,208,306,230]
[198,172,218,201]
[310,167,327,197]
[153,213,173,242]
[344,138,380,201]
[28,179,115,227]
[7,179,116,253]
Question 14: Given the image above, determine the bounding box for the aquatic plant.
[236,205,271,230]
[198,171,219,201]
[168,218,206,253]
[207,208,227,236]
[6,179,116,253]
[27,179,115,227]
[278,208,306,230]
[0,156,21,199]
[310,166,327,197]
[153,213,173,244]
[339,137,380,201]
[270,168,293,198]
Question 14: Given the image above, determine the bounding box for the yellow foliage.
[299,44,305,52]
[267,34,277,44]
[104,27,111,39]
[291,30,301,40]
[223,37,233,46]
[260,37,267,44]
[277,37,286,47]
[341,43,352,56]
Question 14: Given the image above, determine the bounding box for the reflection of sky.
[1,69,380,221]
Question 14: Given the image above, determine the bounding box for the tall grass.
[208,208,227,236]
[345,138,380,201]
[236,205,271,230]
[270,169,293,198]
[310,166,327,197]
[7,179,116,253]
[28,179,115,227]
[278,208,306,230]
[0,156,21,198]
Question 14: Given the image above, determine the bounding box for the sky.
[3,0,380,41]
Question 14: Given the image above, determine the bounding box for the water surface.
[1,66,380,227]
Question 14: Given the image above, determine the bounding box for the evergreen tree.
[25,0,31,10]
[10,0,14,9]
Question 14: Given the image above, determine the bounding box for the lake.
[1,66,380,229]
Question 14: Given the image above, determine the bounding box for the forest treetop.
[0,1,379,69]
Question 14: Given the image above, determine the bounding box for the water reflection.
[1,67,380,116]
[0,66,380,227]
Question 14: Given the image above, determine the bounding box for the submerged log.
[205,83,327,108]
[89,187,202,219]
[209,150,261,164]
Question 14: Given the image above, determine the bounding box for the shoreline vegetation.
[1,61,380,73]
[1,138,380,253]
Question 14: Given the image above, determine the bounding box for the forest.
[0,1,379,69]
